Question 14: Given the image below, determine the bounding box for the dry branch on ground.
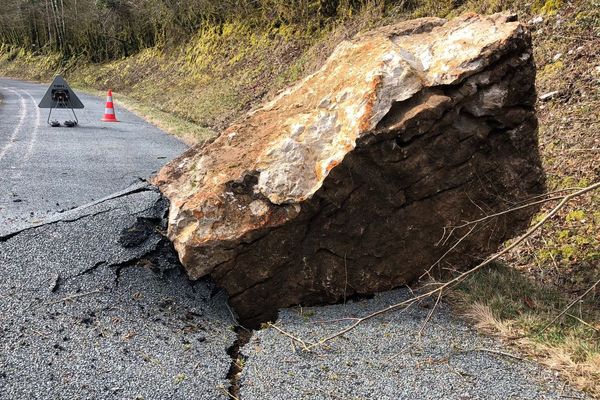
[269,182,600,350]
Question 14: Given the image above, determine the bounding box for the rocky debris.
[154,13,545,327]
[528,15,544,25]
[118,197,169,248]
[118,217,157,248]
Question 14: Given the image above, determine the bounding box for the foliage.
[0,0,380,62]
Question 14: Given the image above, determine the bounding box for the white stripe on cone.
[102,90,118,121]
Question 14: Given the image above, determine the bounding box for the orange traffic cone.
[101,90,119,122]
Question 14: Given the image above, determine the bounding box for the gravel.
[0,190,236,400]
[240,290,589,400]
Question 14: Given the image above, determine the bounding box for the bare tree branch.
[539,277,600,333]
[269,182,600,350]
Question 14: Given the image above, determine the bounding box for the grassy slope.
[1,0,598,395]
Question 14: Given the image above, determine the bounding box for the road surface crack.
[0,184,154,242]
[74,261,107,278]
[0,208,115,242]
[225,327,252,400]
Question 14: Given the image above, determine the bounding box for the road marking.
[12,90,41,178]
[0,87,28,163]
[24,90,41,159]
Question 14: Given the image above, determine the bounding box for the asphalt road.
[0,78,186,235]
[242,293,588,400]
[0,188,236,400]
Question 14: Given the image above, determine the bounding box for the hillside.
[1,0,598,396]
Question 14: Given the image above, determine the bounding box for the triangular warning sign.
[38,76,84,109]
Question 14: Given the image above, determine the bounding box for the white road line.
[0,87,28,163]
[11,90,42,178]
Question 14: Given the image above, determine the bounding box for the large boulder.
[154,13,545,327]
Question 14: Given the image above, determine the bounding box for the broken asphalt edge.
[0,180,152,242]
[1,178,256,399]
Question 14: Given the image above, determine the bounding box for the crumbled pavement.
[0,187,236,400]
[240,291,589,400]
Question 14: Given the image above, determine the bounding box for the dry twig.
[271,182,600,350]
[47,289,102,305]
[429,224,477,276]
[267,322,315,351]
[217,385,240,400]
[418,289,443,336]
[440,194,563,244]
[458,347,525,362]
[565,313,600,333]
[539,277,600,334]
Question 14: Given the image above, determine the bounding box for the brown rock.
[154,13,545,327]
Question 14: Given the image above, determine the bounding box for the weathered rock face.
[154,13,545,327]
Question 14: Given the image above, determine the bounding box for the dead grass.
[100,90,216,145]
[72,85,197,145]
[451,263,600,396]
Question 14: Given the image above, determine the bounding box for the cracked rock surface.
[155,13,545,326]
[0,187,235,399]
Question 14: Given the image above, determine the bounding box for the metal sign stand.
[38,76,84,128]
[46,90,79,127]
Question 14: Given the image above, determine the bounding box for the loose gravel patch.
[240,290,589,400]
[0,189,235,400]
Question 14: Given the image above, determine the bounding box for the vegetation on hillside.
[0,0,374,61]
[1,0,598,396]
